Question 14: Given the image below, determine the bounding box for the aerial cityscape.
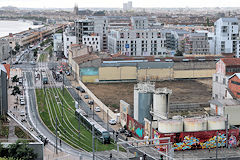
[1,0,240,160]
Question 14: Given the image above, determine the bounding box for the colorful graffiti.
[173,133,227,150]
[127,115,144,139]
[152,128,239,151]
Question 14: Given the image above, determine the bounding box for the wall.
[127,114,144,139]
[99,66,137,81]
[80,67,99,82]
[78,80,117,120]
[138,68,172,81]
[224,105,240,125]
[228,75,240,99]
[173,69,215,79]
[120,100,131,127]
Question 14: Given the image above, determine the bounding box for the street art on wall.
[127,115,144,139]
[120,100,130,127]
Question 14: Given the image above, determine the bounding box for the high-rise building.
[123,1,133,11]
[214,18,240,57]
[73,4,78,15]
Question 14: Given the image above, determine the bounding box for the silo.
[153,88,172,120]
[207,116,225,130]
[184,117,207,132]
[158,119,183,133]
[133,82,155,124]
[138,91,153,125]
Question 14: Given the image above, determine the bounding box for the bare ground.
[85,79,212,111]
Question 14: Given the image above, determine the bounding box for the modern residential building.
[108,29,167,56]
[131,17,148,30]
[0,39,10,61]
[183,32,209,55]
[82,35,101,52]
[53,33,63,57]
[63,26,76,58]
[214,18,240,57]
[75,19,94,44]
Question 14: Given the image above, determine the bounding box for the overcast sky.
[1,0,240,8]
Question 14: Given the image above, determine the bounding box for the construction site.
[85,79,212,116]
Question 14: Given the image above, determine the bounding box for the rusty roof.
[72,54,100,65]
[221,58,240,66]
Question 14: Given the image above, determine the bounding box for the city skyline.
[2,0,240,9]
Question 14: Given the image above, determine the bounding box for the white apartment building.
[82,35,100,52]
[108,29,167,56]
[63,27,76,58]
[214,18,240,57]
[131,17,148,30]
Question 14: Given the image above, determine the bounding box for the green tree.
[8,140,37,160]
[206,18,210,26]
[14,43,20,52]
[12,75,18,82]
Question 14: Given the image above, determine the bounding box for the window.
[215,76,218,82]
[231,80,240,85]
[223,78,226,85]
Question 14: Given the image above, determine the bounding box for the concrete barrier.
[78,80,117,120]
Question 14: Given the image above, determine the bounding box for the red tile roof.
[3,64,10,79]
[72,54,100,65]
[221,58,240,66]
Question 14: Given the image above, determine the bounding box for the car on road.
[88,100,94,105]
[124,130,132,137]
[76,86,85,93]
[95,107,101,112]
[109,119,116,125]
[84,95,89,99]
[20,111,25,116]
[30,61,36,65]
[20,100,25,105]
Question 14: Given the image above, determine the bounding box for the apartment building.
[75,19,94,44]
[183,32,209,55]
[214,18,240,57]
[0,64,8,115]
[131,17,148,30]
[108,29,167,56]
[63,26,76,58]
[82,35,100,52]
[0,39,10,61]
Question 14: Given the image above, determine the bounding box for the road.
[23,66,93,159]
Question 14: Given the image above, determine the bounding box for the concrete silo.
[152,88,172,120]
[134,82,155,125]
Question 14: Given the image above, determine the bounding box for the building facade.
[108,29,167,56]
[82,35,101,52]
[214,18,240,57]
[0,64,8,115]
[53,33,63,57]
[63,26,76,58]
[0,39,10,61]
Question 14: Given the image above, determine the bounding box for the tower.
[73,3,78,15]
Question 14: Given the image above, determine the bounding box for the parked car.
[20,100,25,105]
[30,61,36,65]
[118,127,125,133]
[76,86,85,93]
[84,95,89,99]
[109,119,116,125]
[95,107,101,112]
[124,130,132,137]
[88,100,94,105]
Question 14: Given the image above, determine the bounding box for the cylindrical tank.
[207,116,225,130]
[138,92,153,125]
[153,93,168,117]
[184,117,207,132]
[158,119,183,133]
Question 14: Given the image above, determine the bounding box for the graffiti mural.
[152,128,239,151]
[127,115,144,139]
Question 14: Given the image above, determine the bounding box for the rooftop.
[220,17,238,23]
[221,58,240,66]
[210,99,240,107]
[72,53,100,65]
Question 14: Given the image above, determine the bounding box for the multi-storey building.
[108,29,167,56]
[183,32,209,55]
[75,19,94,44]
[53,33,63,57]
[0,39,10,61]
[0,64,8,116]
[82,35,101,52]
[214,18,240,57]
[63,26,76,58]
[131,17,148,30]
[212,58,240,100]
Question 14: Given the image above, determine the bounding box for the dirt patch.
[85,79,212,111]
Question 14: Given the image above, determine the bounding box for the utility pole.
[92,100,94,120]
[92,124,95,160]
[61,99,63,123]
[55,116,58,154]
[226,114,229,148]
[107,110,109,132]
[216,131,218,160]
[78,114,81,138]
[62,72,64,96]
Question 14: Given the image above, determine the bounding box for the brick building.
[228,73,240,99]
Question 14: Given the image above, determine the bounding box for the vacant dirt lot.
[85,79,212,111]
